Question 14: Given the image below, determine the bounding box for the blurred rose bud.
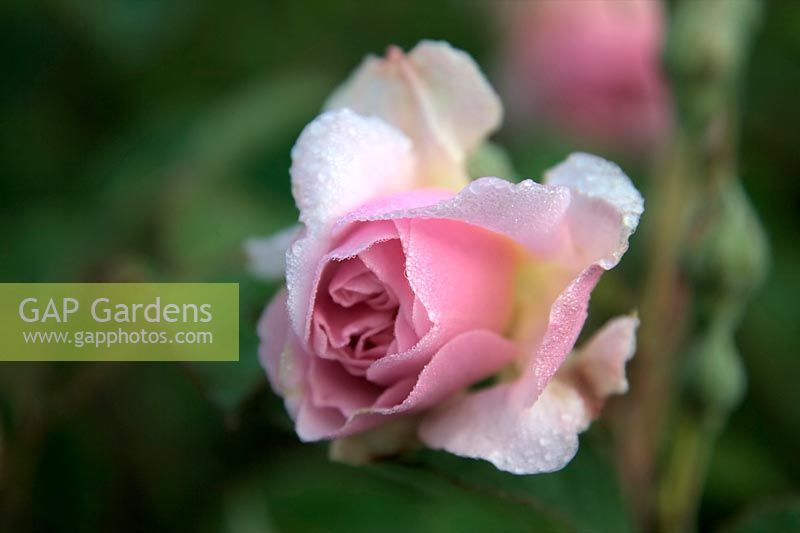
[500,0,673,153]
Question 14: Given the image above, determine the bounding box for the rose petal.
[308,357,383,417]
[326,40,502,189]
[296,396,346,442]
[338,166,641,273]
[396,217,520,332]
[258,288,308,419]
[313,299,395,352]
[419,379,584,475]
[286,109,416,336]
[300,329,518,440]
[307,222,400,348]
[545,152,644,269]
[364,217,521,385]
[358,239,427,352]
[288,219,398,341]
[397,329,519,412]
[258,288,290,395]
[419,316,638,474]
[335,177,573,260]
[521,265,605,404]
[328,259,390,309]
[290,109,415,230]
[559,315,639,413]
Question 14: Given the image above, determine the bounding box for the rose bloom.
[501,0,672,152]
[249,41,643,474]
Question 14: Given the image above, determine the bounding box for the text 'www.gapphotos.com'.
[22,329,213,348]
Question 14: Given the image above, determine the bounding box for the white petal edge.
[326,40,502,189]
[419,316,638,475]
[287,108,415,335]
[290,108,416,230]
[545,152,644,269]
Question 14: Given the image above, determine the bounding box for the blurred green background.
[0,0,798,531]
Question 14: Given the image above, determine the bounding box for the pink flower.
[501,0,672,151]
[249,41,643,474]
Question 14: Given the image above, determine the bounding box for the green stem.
[658,410,724,533]
[616,132,695,528]
[617,1,763,529]
[650,0,763,531]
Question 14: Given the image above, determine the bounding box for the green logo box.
[0,283,239,361]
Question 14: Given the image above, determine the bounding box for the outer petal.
[335,177,573,260]
[326,40,502,189]
[545,152,644,269]
[559,315,639,413]
[286,109,416,336]
[257,289,289,395]
[419,316,638,474]
[336,161,641,272]
[290,108,415,230]
[257,288,307,418]
[521,265,604,404]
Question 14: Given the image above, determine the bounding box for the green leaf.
[724,499,800,533]
[409,433,633,533]
[705,424,794,509]
[212,445,566,533]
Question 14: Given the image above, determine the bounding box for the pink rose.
[249,41,643,474]
[501,0,672,152]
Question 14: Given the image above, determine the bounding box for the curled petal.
[559,315,639,413]
[419,316,638,474]
[545,152,644,269]
[336,177,572,259]
[299,329,518,441]
[522,265,604,404]
[336,156,642,273]
[326,40,503,189]
[397,329,519,413]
